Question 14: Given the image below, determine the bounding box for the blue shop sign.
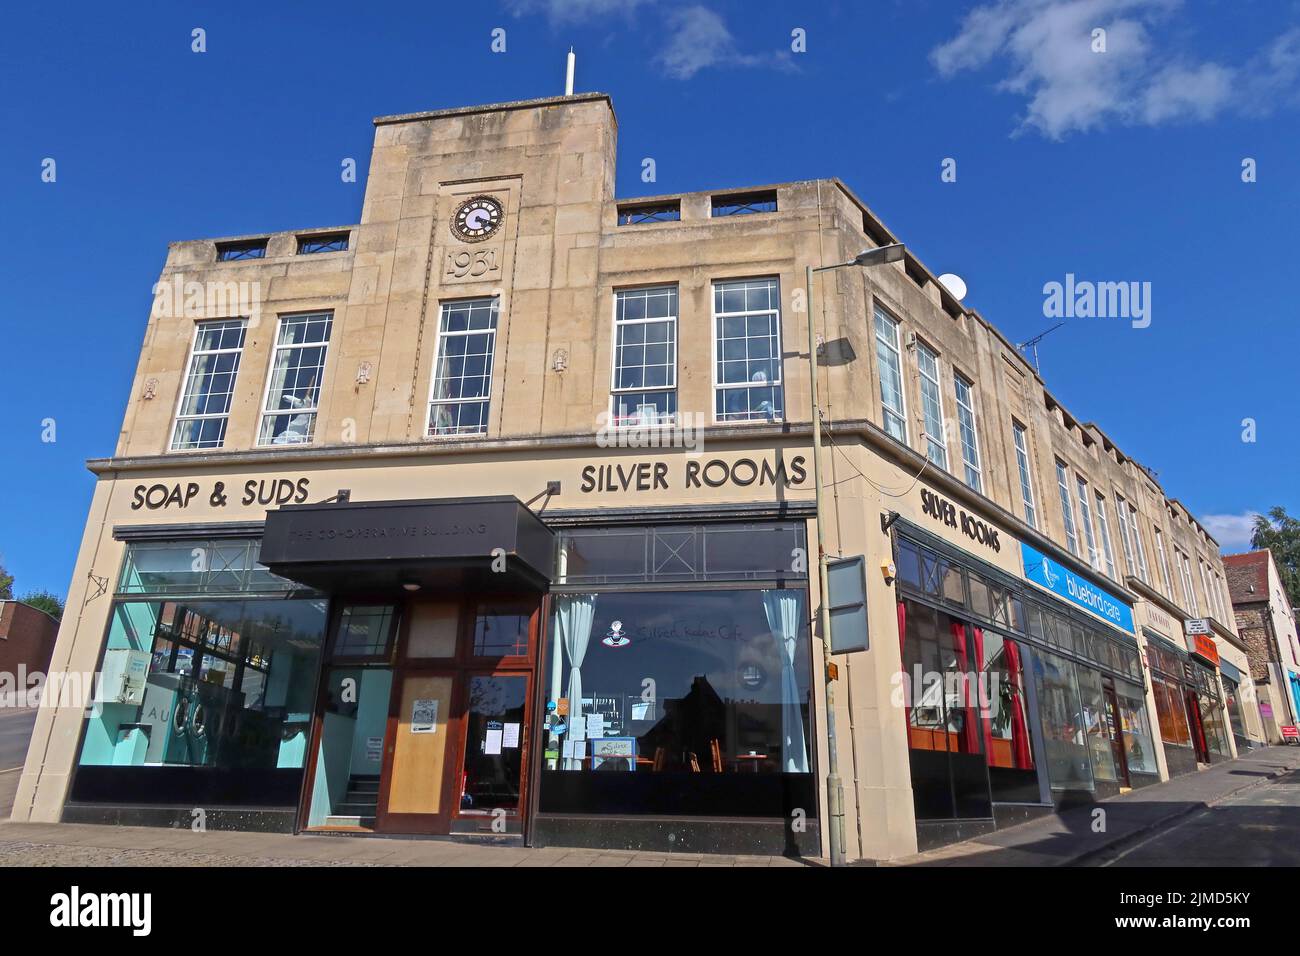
[1020,542,1134,634]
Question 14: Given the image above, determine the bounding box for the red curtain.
[970,627,996,763]
[950,621,981,754]
[897,601,906,654]
[897,601,910,711]
[1003,640,1034,769]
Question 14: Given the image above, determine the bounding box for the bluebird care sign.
[1020,542,1134,634]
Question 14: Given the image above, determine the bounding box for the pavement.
[890,744,1300,866]
[1,739,1296,867]
[0,707,38,819]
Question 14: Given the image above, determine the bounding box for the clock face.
[452,196,503,242]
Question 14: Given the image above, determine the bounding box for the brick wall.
[0,601,60,679]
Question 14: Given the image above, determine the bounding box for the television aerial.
[1016,322,1065,374]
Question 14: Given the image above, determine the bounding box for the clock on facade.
[451,195,504,242]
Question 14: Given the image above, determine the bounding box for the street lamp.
[805,242,904,867]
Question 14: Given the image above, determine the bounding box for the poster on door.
[411,698,438,733]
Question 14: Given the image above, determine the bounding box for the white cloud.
[931,0,1300,138]
[1200,512,1261,554]
[505,0,653,24]
[652,5,792,80]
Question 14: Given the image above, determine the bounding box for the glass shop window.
[1152,675,1192,746]
[1116,681,1158,775]
[899,599,994,820]
[75,596,327,793]
[1031,649,1095,791]
[977,628,1039,802]
[1075,665,1117,783]
[538,588,814,818]
[472,601,533,658]
[332,605,398,660]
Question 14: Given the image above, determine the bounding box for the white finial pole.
[565,47,575,95]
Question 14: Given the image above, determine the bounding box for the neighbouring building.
[0,600,61,698]
[1225,549,1300,743]
[13,91,1257,860]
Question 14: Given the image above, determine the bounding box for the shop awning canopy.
[259,495,555,594]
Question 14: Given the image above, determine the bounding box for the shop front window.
[900,599,993,819]
[1075,665,1117,783]
[538,587,813,817]
[1223,677,1248,744]
[977,628,1039,803]
[1115,681,1158,775]
[1031,649,1094,791]
[1152,674,1192,747]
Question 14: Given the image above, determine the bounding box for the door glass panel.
[460,674,528,813]
[472,603,531,657]
[333,605,397,659]
[307,667,392,827]
[407,601,458,658]
[388,674,454,815]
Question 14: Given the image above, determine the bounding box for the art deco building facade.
[14,92,1260,860]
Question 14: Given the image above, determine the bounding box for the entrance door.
[1184,690,1210,763]
[454,671,532,832]
[377,670,459,833]
[1102,683,1130,788]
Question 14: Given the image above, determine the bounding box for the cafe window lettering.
[74,540,326,806]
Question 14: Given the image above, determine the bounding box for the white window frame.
[711,277,783,423]
[1130,505,1150,583]
[609,285,678,427]
[915,341,948,469]
[1056,460,1079,556]
[873,307,908,442]
[953,372,982,492]
[1076,475,1100,571]
[1013,422,1037,529]
[1115,494,1136,576]
[425,296,500,437]
[170,318,248,451]
[1154,527,1173,597]
[1177,549,1199,615]
[256,311,333,447]
[1095,491,1117,580]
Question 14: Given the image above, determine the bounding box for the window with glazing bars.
[617,202,680,225]
[171,319,248,450]
[216,239,267,261]
[1154,528,1173,597]
[611,287,677,425]
[953,373,982,491]
[1115,494,1137,575]
[1013,423,1037,528]
[1056,460,1079,555]
[258,312,333,445]
[297,233,349,254]
[874,307,908,442]
[711,191,777,216]
[916,342,947,469]
[713,278,783,422]
[1076,476,1100,571]
[1129,505,1150,583]
[427,297,499,436]
[1095,492,1117,579]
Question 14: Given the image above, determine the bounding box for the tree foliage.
[20,589,64,620]
[1252,506,1300,608]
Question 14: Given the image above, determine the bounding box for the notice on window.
[484,721,504,755]
[366,736,384,762]
[585,713,605,739]
[502,722,521,749]
[411,698,438,733]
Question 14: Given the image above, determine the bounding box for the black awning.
[259,496,555,594]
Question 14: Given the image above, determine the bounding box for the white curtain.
[763,589,810,773]
[555,594,597,770]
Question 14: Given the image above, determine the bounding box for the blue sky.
[1,0,1297,597]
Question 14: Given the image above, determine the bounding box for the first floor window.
[916,342,947,469]
[1076,476,1100,571]
[171,319,248,450]
[428,297,499,436]
[1154,528,1173,597]
[713,278,783,421]
[258,312,333,445]
[1116,495,1137,576]
[1095,492,1117,579]
[1130,507,1150,583]
[874,307,908,442]
[1056,461,1079,555]
[611,286,677,425]
[1013,423,1037,528]
[953,373,982,491]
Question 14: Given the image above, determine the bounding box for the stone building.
[13,92,1257,861]
[1225,549,1300,742]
